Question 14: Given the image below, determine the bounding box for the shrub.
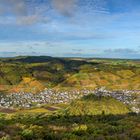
[21,129,33,139]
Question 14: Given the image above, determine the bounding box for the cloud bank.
[0,0,107,25]
[0,0,78,24]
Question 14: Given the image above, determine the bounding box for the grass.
[0,103,69,116]
[64,95,130,116]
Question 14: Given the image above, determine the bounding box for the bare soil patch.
[0,108,16,113]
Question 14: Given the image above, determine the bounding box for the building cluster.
[0,89,90,109]
[0,87,139,113]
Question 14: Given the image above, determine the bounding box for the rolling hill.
[64,94,130,116]
[0,56,140,93]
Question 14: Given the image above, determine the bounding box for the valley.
[0,56,140,139]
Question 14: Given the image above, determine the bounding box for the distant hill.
[0,56,140,93]
[64,94,130,116]
[59,70,140,90]
[2,56,57,63]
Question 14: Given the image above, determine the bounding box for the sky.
[0,0,140,58]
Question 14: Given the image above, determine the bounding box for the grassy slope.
[64,95,130,116]
[60,70,140,90]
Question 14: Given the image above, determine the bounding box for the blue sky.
[0,0,140,58]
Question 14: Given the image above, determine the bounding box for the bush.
[21,129,33,139]
[0,135,10,140]
[131,128,140,140]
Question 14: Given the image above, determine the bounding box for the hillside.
[64,94,130,116]
[9,77,45,93]
[0,56,140,93]
[60,70,140,89]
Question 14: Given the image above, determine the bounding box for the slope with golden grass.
[59,69,140,90]
[9,77,45,93]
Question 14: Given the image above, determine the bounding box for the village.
[0,87,139,113]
